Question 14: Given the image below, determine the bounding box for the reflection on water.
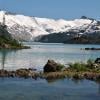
[0,42,100,70]
[99,84,100,94]
[0,49,7,70]
[0,49,17,70]
[96,81,100,94]
[0,78,99,100]
[46,78,65,83]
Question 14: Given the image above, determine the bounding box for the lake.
[0,42,100,100]
[0,42,100,71]
[0,78,100,100]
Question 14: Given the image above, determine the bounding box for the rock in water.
[44,60,64,72]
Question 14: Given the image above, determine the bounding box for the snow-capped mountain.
[0,10,100,41]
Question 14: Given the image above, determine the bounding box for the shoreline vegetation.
[0,59,100,83]
[0,25,30,49]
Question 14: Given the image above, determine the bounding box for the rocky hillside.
[0,24,29,49]
[35,31,100,44]
[0,10,100,43]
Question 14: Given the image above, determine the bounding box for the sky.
[0,0,100,20]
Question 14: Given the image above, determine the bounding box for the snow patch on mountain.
[0,10,100,41]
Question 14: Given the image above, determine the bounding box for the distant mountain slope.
[64,32,100,44]
[0,10,100,43]
[0,24,29,49]
[35,31,100,44]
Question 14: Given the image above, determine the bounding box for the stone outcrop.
[44,60,64,72]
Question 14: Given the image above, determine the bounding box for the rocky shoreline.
[0,68,100,82]
[0,60,100,82]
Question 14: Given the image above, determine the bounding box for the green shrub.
[69,62,88,71]
[0,25,23,49]
[56,64,65,71]
[87,59,94,69]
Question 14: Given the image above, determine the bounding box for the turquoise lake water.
[0,42,100,70]
[0,78,100,100]
[0,43,100,100]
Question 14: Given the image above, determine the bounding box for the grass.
[42,59,100,82]
[56,63,65,71]
[69,62,88,71]
[68,59,100,72]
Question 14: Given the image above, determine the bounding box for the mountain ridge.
[0,10,100,43]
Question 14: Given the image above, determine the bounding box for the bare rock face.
[44,60,64,72]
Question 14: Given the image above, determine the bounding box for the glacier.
[0,10,100,41]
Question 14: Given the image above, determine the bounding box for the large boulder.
[44,60,64,72]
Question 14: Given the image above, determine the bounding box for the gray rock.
[44,60,64,72]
